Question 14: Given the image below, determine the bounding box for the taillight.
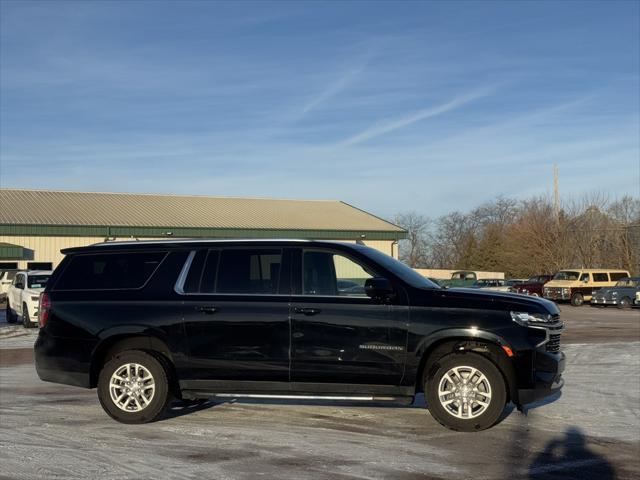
[38,292,51,328]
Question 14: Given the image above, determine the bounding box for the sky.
[0,0,639,219]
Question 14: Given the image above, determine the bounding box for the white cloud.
[337,86,497,147]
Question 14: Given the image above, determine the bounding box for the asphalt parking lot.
[0,304,638,480]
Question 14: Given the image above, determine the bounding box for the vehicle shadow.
[161,394,422,421]
[163,394,522,421]
[521,390,562,414]
[162,398,222,419]
[529,427,615,479]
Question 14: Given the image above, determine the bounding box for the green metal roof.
[0,242,24,259]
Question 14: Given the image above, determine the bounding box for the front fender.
[409,328,518,402]
[414,327,511,360]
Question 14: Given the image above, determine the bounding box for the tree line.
[394,194,640,277]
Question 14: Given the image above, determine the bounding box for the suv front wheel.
[425,352,507,432]
[97,350,171,424]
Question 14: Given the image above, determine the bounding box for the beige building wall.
[0,236,398,271]
[0,235,107,270]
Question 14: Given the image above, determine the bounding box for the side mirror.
[15,282,24,289]
[365,277,395,301]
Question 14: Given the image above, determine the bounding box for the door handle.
[195,305,217,314]
[294,307,321,316]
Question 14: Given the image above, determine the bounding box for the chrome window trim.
[174,250,196,295]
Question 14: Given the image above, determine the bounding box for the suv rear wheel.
[425,352,507,432]
[97,350,171,424]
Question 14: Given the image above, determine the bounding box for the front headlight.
[562,288,570,294]
[611,291,618,297]
[511,311,555,326]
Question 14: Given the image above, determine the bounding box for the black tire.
[570,293,584,307]
[618,297,632,309]
[97,350,171,424]
[6,302,16,324]
[425,352,507,432]
[22,304,33,328]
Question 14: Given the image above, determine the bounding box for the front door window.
[303,251,374,297]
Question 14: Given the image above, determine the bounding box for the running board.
[182,391,414,405]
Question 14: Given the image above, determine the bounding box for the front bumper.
[543,289,570,301]
[517,350,565,405]
[590,297,617,306]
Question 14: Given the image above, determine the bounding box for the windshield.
[28,275,50,289]
[553,271,580,281]
[358,247,440,289]
[615,279,638,287]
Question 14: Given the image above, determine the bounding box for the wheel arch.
[414,330,518,403]
[90,333,177,393]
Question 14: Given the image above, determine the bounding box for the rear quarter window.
[609,272,628,281]
[593,273,609,282]
[54,251,167,290]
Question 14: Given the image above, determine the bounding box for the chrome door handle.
[195,305,217,314]
[294,307,321,316]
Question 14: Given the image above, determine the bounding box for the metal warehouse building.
[0,189,406,271]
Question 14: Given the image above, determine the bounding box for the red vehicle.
[512,275,553,297]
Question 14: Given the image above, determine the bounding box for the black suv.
[35,240,565,431]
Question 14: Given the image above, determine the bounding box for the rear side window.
[55,252,166,290]
[215,249,282,294]
[609,272,628,281]
[28,275,50,289]
[593,273,609,282]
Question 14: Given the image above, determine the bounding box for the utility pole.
[553,164,560,222]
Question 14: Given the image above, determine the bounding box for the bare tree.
[395,193,639,276]
[394,212,430,268]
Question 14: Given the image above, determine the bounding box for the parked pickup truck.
[6,270,52,327]
[438,271,483,288]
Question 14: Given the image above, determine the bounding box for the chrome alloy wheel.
[109,363,156,412]
[437,366,492,419]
